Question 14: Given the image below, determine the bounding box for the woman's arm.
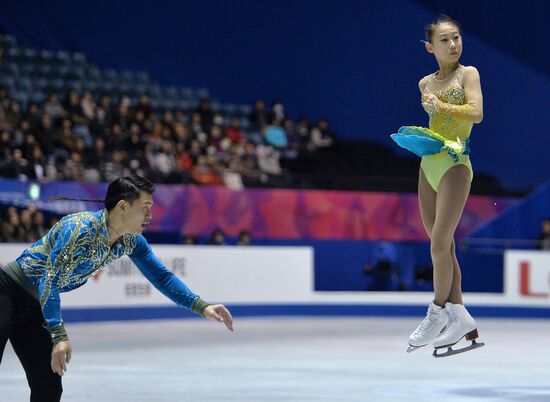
[423,67,483,123]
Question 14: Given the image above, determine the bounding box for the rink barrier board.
[61,304,550,323]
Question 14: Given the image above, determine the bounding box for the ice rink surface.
[2,317,550,402]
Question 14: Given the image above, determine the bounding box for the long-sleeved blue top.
[13,209,207,343]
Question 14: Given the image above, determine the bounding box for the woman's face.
[428,22,462,64]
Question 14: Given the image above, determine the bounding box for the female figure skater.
[0,175,233,401]
[391,15,484,357]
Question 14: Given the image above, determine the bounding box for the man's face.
[124,192,154,234]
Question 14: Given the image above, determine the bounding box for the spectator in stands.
[63,152,85,181]
[151,140,178,183]
[103,150,127,182]
[43,93,65,120]
[22,133,38,161]
[297,118,311,146]
[196,99,213,128]
[239,142,264,184]
[207,124,224,153]
[113,99,132,131]
[56,118,77,156]
[24,102,42,130]
[0,129,13,160]
[309,118,334,150]
[264,117,288,149]
[19,208,36,242]
[308,119,334,151]
[96,94,113,128]
[3,148,30,180]
[5,100,22,128]
[237,230,251,245]
[183,234,198,245]
[28,144,47,180]
[283,118,301,158]
[135,94,153,118]
[256,144,282,176]
[64,89,87,125]
[1,209,25,242]
[207,228,226,245]
[32,210,47,240]
[270,100,285,121]
[249,99,268,130]
[189,112,204,138]
[191,155,223,185]
[225,115,245,145]
[106,122,128,151]
[537,219,550,250]
[36,113,56,154]
[80,90,96,121]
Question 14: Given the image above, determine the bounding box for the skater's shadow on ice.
[453,386,550,401]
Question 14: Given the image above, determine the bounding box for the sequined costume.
[5,209,207,344]
[391,65,474,191]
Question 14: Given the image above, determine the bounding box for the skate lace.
[413,313,437,336]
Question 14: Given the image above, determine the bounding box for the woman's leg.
[418,167,436,239]
[448,239,464,304]
[431,164,471,307]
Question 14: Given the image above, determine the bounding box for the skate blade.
[432,340,485,358]
[407,344,427,353]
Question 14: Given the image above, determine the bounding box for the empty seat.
[103,69,119,82]
[135,71,150,83]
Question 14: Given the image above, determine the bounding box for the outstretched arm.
[422,67,483,123]
[129,235,233,331]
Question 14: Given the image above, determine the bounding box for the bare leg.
[431,165,471,307]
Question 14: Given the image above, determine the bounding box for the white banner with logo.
[0,244,314,307]
[3,244,550,309]
[504,250,550,306]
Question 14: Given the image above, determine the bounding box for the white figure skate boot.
[432,303,485,358]
[407,302,448,353]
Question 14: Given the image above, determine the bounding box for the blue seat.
[103,69,119,82]
[66,80,83,92]
[179,87,194,99]
[163,86,178,99]
[147,83,162,97]
[120,70,135,83]
[0,76,16,89]
[16,76,33,91]
[39,50,54,64]
[71,52,87,65]
[0,61,19,76]
[31,91,47,103]
[196,88,209,99]
[22,47,38,62]
[54,51,71,65]
[85,66,102,80]
[32,78,49,90]
[135,71,150,83]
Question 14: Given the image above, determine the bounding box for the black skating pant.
[0,268,62,402]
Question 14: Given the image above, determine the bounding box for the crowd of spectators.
[0,205,58,243]
[0,204,252,246]
[0,85,335,189]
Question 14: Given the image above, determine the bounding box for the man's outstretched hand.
[204,304,234,332]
